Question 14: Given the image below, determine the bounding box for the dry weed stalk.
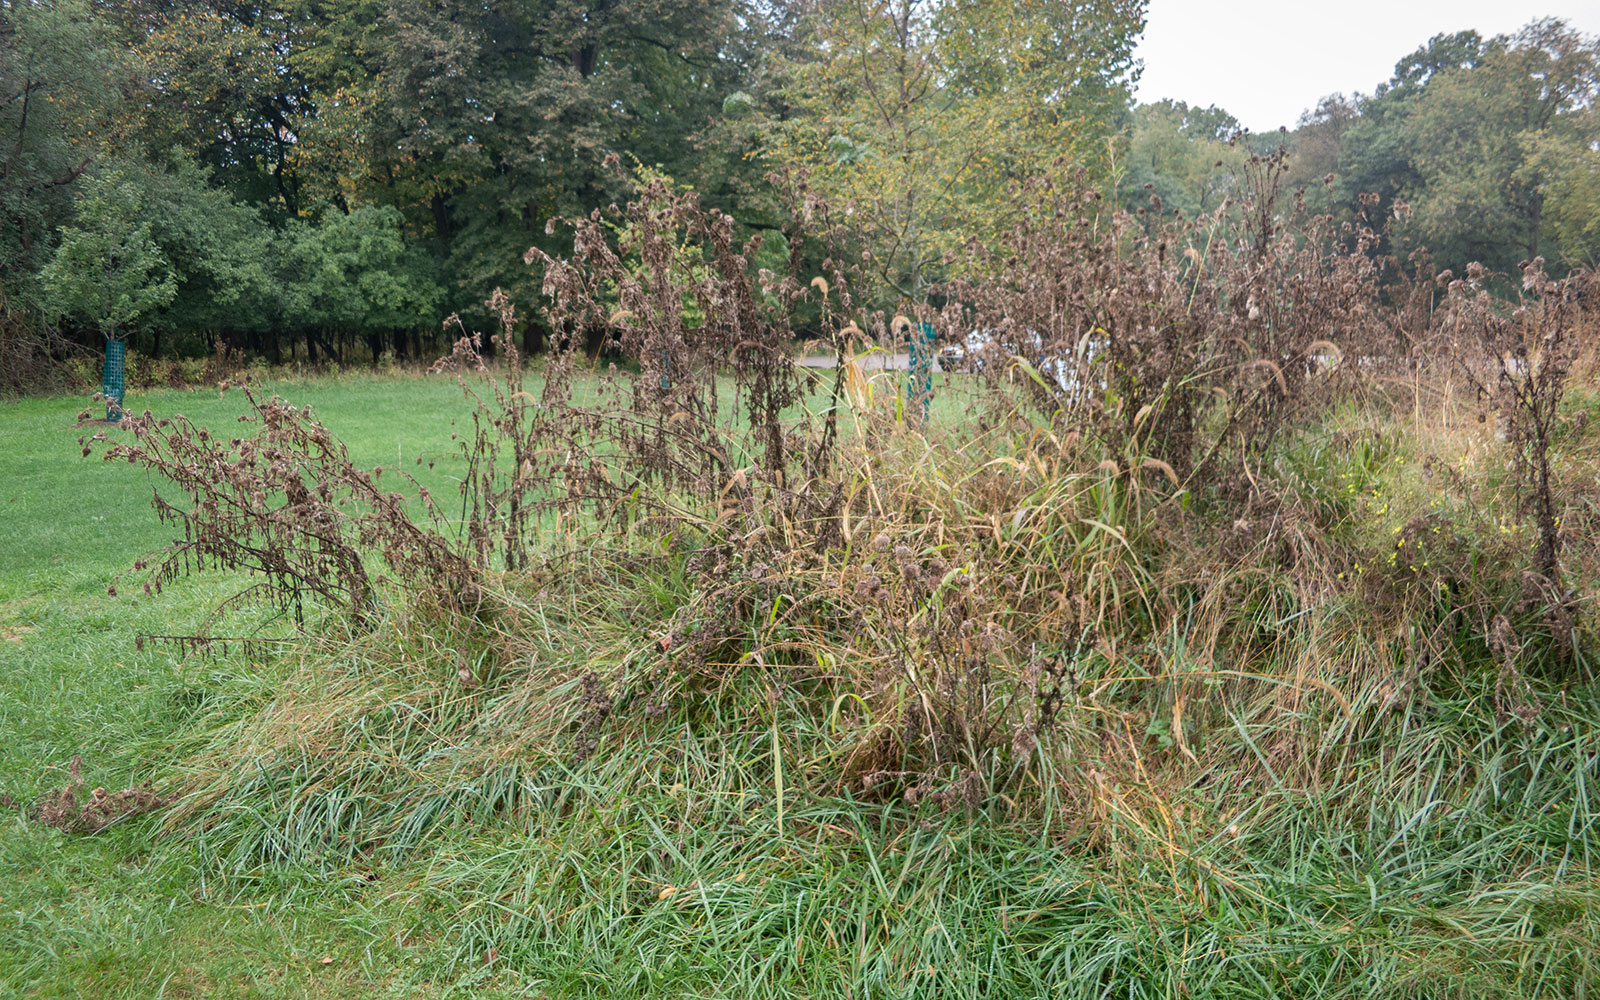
[82,380,479,624]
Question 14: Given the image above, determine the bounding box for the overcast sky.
[1132,2,1600,134]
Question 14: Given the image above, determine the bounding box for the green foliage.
[347,0,749,322]
[1398,21,1598,269]
[277,205,443,336]
[38,170,177,341]
[101,0,318,211]
[765,0,1146,298]
[1319,19,1600,274]
[1536,116,1600,265]
[102,151,277,351]
[0,0,127,289]
[1121,99,1245,216]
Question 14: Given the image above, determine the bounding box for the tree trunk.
[431,194,453,243]
[1527,191,1543,263]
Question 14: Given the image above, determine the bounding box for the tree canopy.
[4,1,1597,371]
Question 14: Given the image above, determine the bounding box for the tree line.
[1,0,1596,377]
[1126,19,1599,276]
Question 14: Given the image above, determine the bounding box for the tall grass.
[38,173,1600,996]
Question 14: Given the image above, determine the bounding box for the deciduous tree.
[765,0,1145,300]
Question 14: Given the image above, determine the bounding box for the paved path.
[799,352,955,372]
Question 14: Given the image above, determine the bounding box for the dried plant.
[1446,257,1588,662]
[32,755,167,834]
[82,380,479,625]
[514,168,849,521]
[939,157,1392,504]
[93,162,1600,841]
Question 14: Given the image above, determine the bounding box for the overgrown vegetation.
[31,164,1598,996]
[6,2,1600,995]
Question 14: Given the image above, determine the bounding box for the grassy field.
[0,367,975,998]
[4,369,1599,999]
[1,375,493,997]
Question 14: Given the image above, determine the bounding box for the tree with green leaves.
[0,0,128,293]
[1328,20,1600,274]
[98,150,277,358]
[1399,19,1598,269]
[764,0,1146,301]
[1120,99,1244,218]
[336,0,751,325]
[39,170,176,344]
[39,168,177,416]
[275,205,442,365]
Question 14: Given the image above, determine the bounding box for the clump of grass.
[69,171,1600,996]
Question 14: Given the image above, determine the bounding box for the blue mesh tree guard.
[907,322,935,421]
[102,338,126,422]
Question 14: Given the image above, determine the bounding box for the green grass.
[0,367,972,997]
[0,374,492,997]
[3,370,1598,998]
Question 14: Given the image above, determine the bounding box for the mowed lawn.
[1,374,486,787]
[0,364,971,998]
[1,373,496,998]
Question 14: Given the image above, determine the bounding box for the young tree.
[40,173,176,341]
[39,170,177,415]
[102,150,277,358]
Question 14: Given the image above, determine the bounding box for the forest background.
[2,0,1598,387]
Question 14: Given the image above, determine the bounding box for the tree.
[1121,99,1244,218]
[103,150,277,358]
[1331,31,1486,242]
[100,0,318,213]
[1398,20,1598,270]
[275,205,442,365]
[40,168,177,417]
[1533,109,1600,266]
[0,0,128,292]
[1285,95,1359,214]
[332,0,750,325]
[39,169,176,343]
[765,0,1146,300]
[1331,20,1600,274]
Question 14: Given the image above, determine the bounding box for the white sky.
[1132,1,1600,133]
